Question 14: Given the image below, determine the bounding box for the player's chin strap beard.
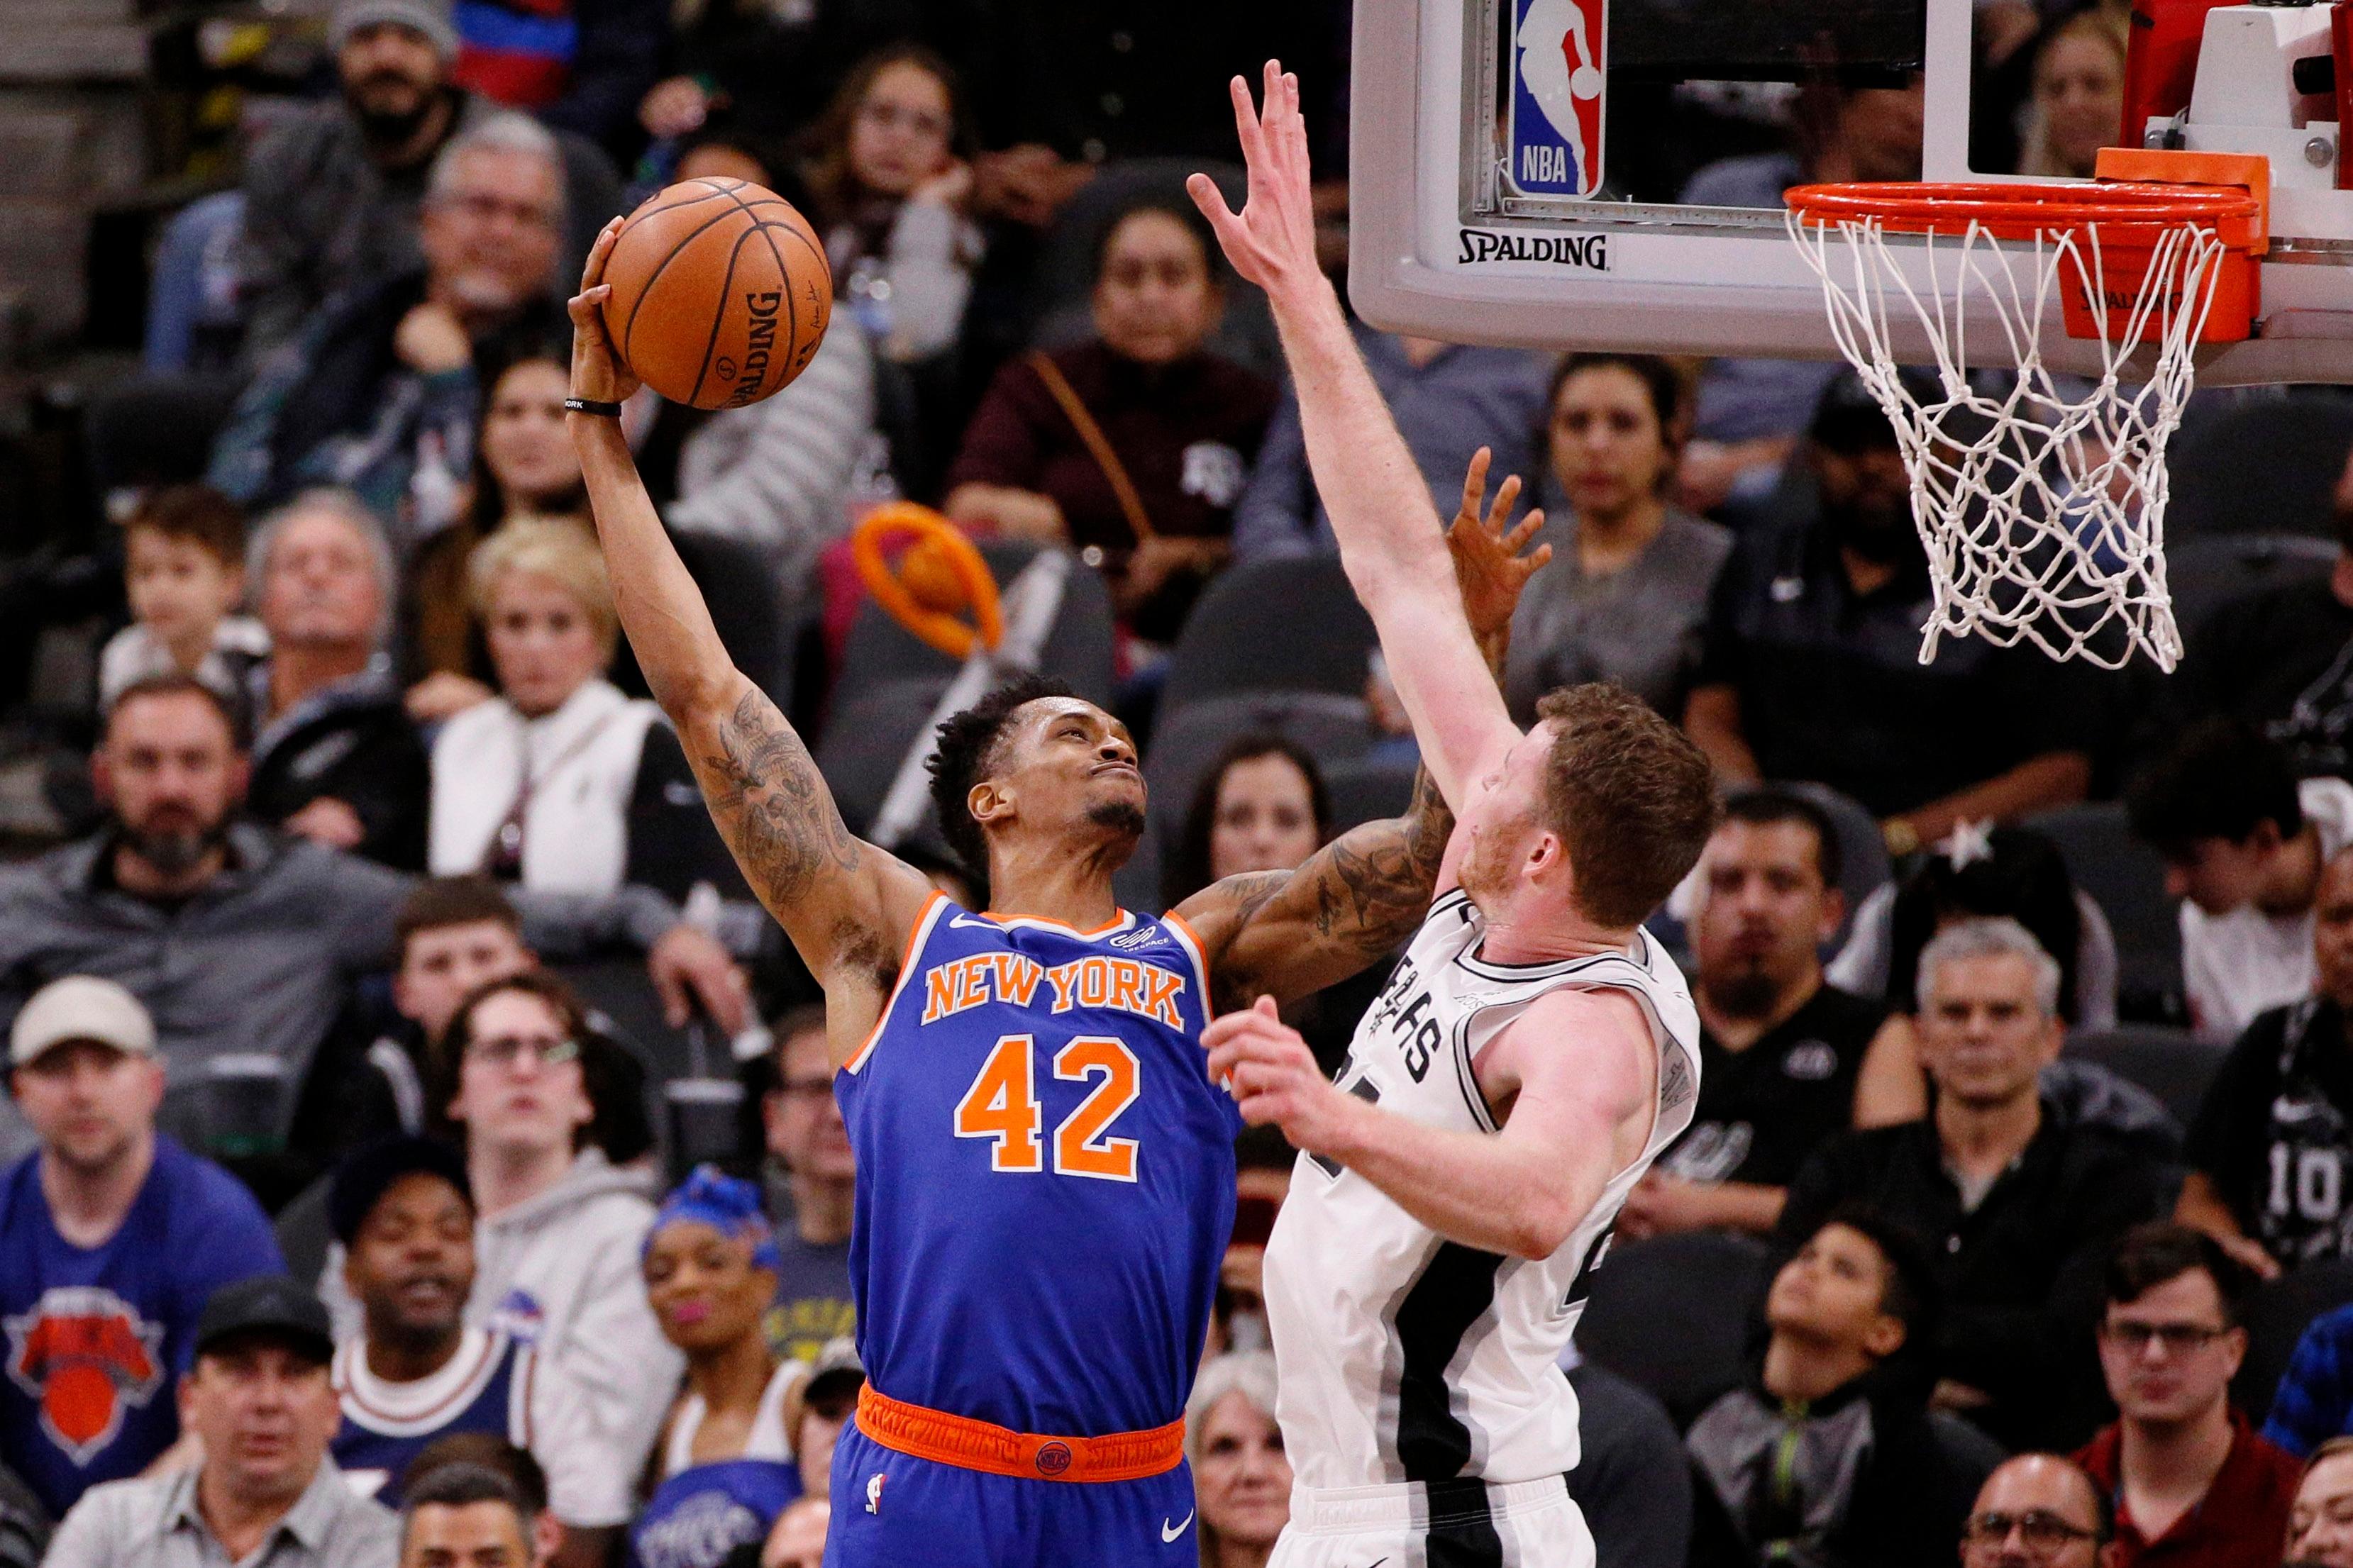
[1086,800,1148,840]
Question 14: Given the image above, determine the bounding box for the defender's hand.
[1446,447,1551,643]
[1205,996,1358,1156]
[1187,62,1321,299]
[568,218,642,407]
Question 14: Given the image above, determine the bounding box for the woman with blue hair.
[629,1167,803,1568]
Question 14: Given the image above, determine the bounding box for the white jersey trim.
[335,1327,509,1437]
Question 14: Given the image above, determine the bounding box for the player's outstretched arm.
[1205,988,1655,1260]
[566,222,933,1002]
[1177,454,1549,1008]
[1190,64,1518,809]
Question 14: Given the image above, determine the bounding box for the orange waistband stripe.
[854,1384,1185,1483]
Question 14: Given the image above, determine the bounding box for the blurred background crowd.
[9,0,2353,1562]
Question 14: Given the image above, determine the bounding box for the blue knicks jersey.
[838,895,1239,1438]
[331,1328,523,1508]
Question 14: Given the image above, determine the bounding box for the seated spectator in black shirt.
[1624,790,1903,1239]
[2179,846,2353,1282]
[1689,1207,1990,1568]
[1683,372,2095,850]
[1778,917,2161,1450]
[2074,1223,2298,1568]
[943,198,1275,640]
[243,492,431,869]
[2177,440,2353,778]
[236,0,620,365]
[213,113,570,532]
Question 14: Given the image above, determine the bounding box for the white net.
[1785,206,2236,671]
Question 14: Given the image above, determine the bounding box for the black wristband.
[564,396,624,418]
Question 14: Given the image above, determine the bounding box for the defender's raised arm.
[565,222,931,1028]
[1190,64,1522,811]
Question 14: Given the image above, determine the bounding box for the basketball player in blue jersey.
[1187,67,1723,1568]
[560,226,1544,1564]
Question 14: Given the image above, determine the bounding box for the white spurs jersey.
[1264,889,1700,1492]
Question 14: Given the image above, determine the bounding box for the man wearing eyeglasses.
[759,1007,855,1371]
[1962,1453,2118,1567]
[2071,1223,2297,1568]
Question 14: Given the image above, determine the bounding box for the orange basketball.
[599,179,832,411]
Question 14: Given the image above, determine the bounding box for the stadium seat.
[1324,755,1421,832]
[1142,692,1374,855]
[2025,801,2183,1015]
[670,528,790,701]
[814,676,955,836]
[835,540,1117,708]
[2167,389,2353,540]
[1575,1229,1769,1426]
[82,371,240,497]
[2061,1025,2218,1134]
[2235,1257,2353,1418]
[1160,557,1379,713]
[2168,533,2340,644]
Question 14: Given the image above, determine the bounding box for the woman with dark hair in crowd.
[1161,736,1383,1072]
[944,196,1276,642]
[797,45,982,366]
[632,1167,802,1568]
[1161,734,1332,910]
[1502,351,1733,721]
[407,351,590,715]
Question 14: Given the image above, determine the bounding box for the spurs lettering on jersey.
[1264,890,1701,1496]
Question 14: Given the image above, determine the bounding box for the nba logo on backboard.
[1510,0,1605,197]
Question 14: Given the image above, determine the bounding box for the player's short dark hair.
[925,674,1080,884]
[402,1435,548,1517]
[394,876,523,962]
[1819,1203,1940,1347]
[2127,716,2303,857]
[104,673,246,752]
[2103,1221,2247,1327]
[1533,684,1717,928]
[1719,788,1844,890]
[123,484,245,568]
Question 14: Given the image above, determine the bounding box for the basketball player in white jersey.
[1192,66,1719,1568]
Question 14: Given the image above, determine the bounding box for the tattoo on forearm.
[1213,764,1453,1010]
[697,689,863,909]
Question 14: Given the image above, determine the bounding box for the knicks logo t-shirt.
[0,1136,283,1518]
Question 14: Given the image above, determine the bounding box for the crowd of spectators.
[11,0,2353,1562]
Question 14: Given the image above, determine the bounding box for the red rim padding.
[1786,180,2263,250]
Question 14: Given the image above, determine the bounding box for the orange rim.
[850,504,1004,660]
[1786,180,2264,250]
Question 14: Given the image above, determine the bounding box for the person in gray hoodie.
[442,971,682,1479]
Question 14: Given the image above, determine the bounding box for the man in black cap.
[1683,370,2103,855]
[43,1276,398,1568]
[326,1138,626,1564]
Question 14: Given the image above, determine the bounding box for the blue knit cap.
[646,1165,782,1272]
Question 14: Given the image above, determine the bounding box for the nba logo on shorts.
[1510,0,1606,197]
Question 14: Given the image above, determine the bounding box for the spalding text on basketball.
[1455,229,1610,271]
[728,291,782,406]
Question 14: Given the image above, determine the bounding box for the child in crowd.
[97,484,267,710]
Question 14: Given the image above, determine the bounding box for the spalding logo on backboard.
[1510,0,1606,198]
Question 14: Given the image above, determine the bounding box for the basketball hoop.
[1784,155,2268,672]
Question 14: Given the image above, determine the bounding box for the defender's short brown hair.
[124,484,245,568]
[1534,684,1717,929]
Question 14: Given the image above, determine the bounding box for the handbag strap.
[1026,350,1156,544]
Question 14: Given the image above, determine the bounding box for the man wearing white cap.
[0,978,282,1523]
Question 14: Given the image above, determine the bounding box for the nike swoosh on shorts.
[1161,1511,1193,1542]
